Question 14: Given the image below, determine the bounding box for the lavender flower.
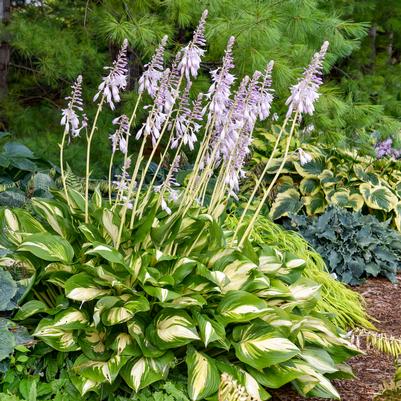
[286,41,329,118]
[302,124,315,135]
[139,35,168,98]
[298,148,313,165]
[178,10,208,81]
[136,69,170,146]
[375,137,401,159]
[257,61,274,121]
[61,75,85,140]
[172,84,204,151]
[109,115,130,154]
[94,39,129,110]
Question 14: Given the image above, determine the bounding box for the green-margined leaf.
[69,373,101,396]
[299,347,337,374]
[19,233,74,264]
[220,259,257,293]
[258,246,284,274]
[14,300,48,320]
[33,321,79,352]
[111,333,141,356]
[0,209,45,245]
[304,191,327,215]
[78,328,112,360]
[147,309,199,349]
[120,352,175,391]
[186,347,219,401]
[73,354,128,384]
[217,291,268,322]
[65,273,110,301]
[269,189,304,220]
[193,312,226,347]
[359,183,398,212]
[233,323,299,369]
[143,285,181,302]
[101,307,134,326]
[31,198,74,240]
[128,318,166,358]
[101,209,120,245]
[85,242,125,265]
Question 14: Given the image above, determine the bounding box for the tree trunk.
[0,0,11,99]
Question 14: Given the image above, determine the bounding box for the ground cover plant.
[0,11,365,401]
[287,207,401,285]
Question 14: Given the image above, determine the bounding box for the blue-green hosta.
[1,192,359,400]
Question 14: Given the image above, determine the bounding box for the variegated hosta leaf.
[101,209,120,245]
[284,253,305,269]
[143,285,181,302]
[193,312,226,347]
[240,369,271,401]
[304,191,327,215]
[299,177,320,196]
[73,354,128,384]
[329,189,364,211]
[65,272,110,302]
[218,291,269,322]
[33,320,79,352]
[269,189,304,220]
[353,165,380,185]
[148,309,199,349]
[0,209,45,246]
[233,323,299,369]
[299,347,337,374]
[102,306,134,326]
[289,278,321,304]
[220,259,257,293]
[186,347,219,401]
[169,258,198,283]
[120,352,175,391]
[85,242,125,265]
[294,157,326,178]
[288,359,340,399]
[258,246,284,274]
[359,182,398,212]
[14,300,48,320]
[128,318,166,358]
[31,199,73,240]
[69,372,101,396]
[111,333,141,356]
[78,328,112,360]
[38,308,88,330]
[18,233,74,264]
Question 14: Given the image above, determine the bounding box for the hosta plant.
[3,197,359,400]
[251,138,401,230]
[0,11,363,400]
[287,207,401,285]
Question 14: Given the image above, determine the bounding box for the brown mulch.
[271,274,401,401]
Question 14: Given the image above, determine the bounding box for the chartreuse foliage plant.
[0,13,364,401]
[288,207,401,285]
[251,139,401,229]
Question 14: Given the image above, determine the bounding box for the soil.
[271,274,401,401]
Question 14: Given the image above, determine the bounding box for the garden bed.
[272,274,401,401]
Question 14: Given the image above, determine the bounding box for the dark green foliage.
[0,135,55,207]
[288,207,401,285]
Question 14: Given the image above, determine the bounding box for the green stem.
[59,128,72,210]
[108,151,115,203]
[231,117,290,243]
[238,113,299,248]
[85,96,105,223]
